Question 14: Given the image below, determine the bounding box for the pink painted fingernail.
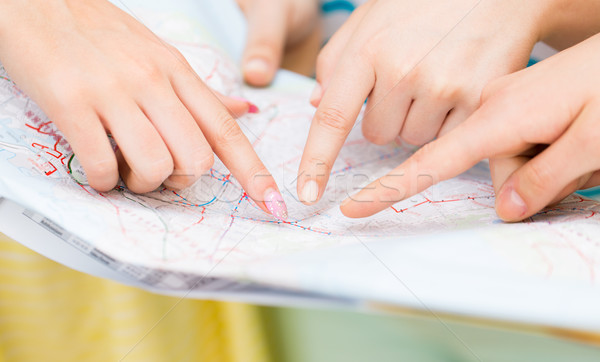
[264,188,288,221]
[247,102,259,114]
[231,96,259,114]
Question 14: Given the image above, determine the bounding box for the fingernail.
[300,180,319,204]
[247,102,259,114]
[508,188,527,217]
[245,58,270,76]
[264,188,288,221]
[500,186,527,219]
[230,96,260,114]
[309,83,322,106]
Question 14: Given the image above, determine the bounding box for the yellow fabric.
[0,233,270,362]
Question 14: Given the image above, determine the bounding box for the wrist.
[535,0,600,50]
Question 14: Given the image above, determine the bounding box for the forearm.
[539,0,600,50]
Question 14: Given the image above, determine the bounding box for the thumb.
[241,0,287,87]
[494,109,598,221]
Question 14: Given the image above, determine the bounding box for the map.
[0,0,600,331]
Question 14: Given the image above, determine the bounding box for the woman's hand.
[340,33,600,221]
[0,0,288,219]
[296,0,600,206]
[237,0,320,86]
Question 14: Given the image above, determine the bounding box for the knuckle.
[166,45,188,64]
[315,106,353,135]
[363,31,387,60]
[169,151,214,189]
[163,175,193,190]
[244,163,272,192]
[85,157,118,191]
[194,151,215,174]
[131,61,165,85]
[391,62,410,80]
[142,155,174,187]
[429,78,461,101]
[393,62,418,84]
[305,156,333,175]
[378,179,406,203]
[214,114,244,144]
[88,157,118,179]
[247,163,271,181]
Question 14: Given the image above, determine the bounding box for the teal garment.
[322,0,356,13]
[578,186,600,200]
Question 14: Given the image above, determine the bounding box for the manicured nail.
[245,58,270,77]
[309,83,322,106]
[247,102,259,114]
[230,96,260,114]
[264,188,288,221]
[300,180,319,204]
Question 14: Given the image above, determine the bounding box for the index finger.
[340,105,519,218]
[171,70,288,220]
[297,55,375,205]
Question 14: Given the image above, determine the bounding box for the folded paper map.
[0,0,599,332]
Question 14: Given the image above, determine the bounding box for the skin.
[298,0,600,215]
[237,0,320,86]
[297,0,600,212]
[0,0,285,216]
[340,33,600,221]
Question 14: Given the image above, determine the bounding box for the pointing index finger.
[298,55,375,205]
[171,70,287,220]
[340,106,515,218]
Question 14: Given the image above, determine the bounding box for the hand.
[0,0,288,219]
[237,0,320,86]
[340,33,600,221]
[296,0,598,205]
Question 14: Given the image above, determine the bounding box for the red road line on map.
[204,60,220,82]
[180,206,207,234]
[98,192,127,236]
[391,196,492,213]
